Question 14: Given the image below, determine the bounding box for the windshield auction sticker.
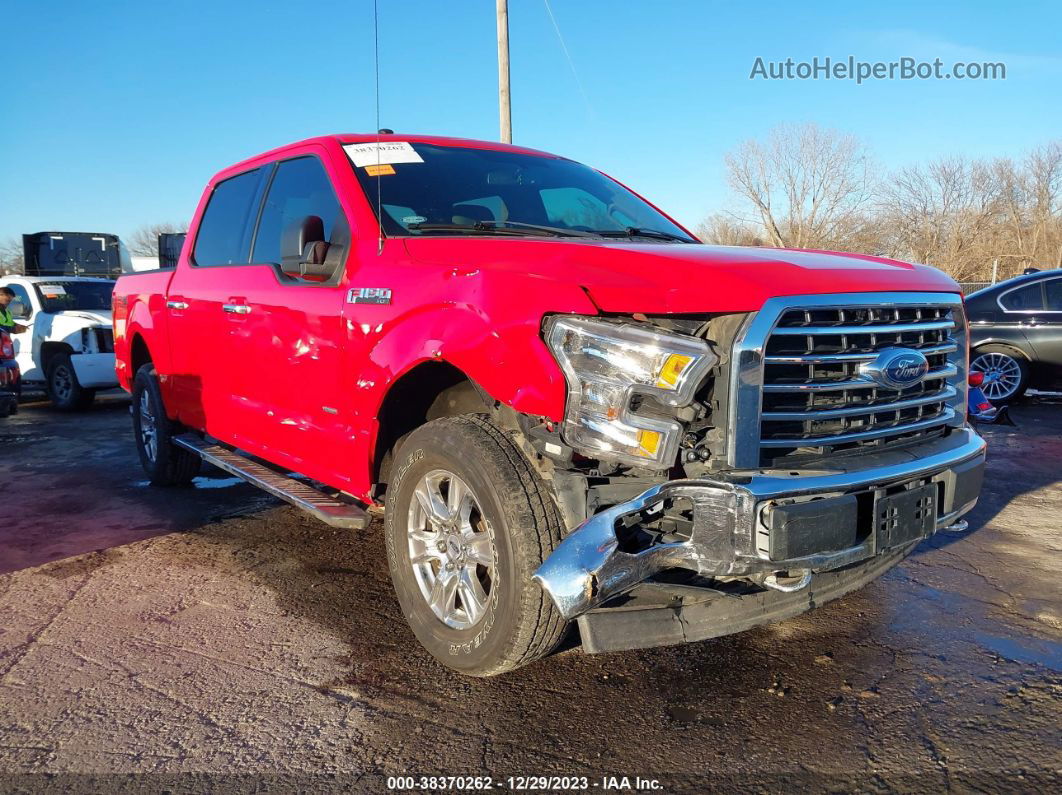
[343,142,424,168]
[38,285,67,295]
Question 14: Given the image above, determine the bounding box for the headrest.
[451,203,494,225]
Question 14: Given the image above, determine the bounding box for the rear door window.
[251,157,345,265]
[1044,278,1062,311]
[999,282,1044,311]
[192,169,266,266]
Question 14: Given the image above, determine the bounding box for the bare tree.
[128,222,187,257]
[705,129,1061,284]
[0,236,24,276]
[695,214,765,246]
[723,123,874,250]
[1024,142,1062,269]
[878,156,1034,281]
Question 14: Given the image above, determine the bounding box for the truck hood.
[53,309,112,327]
[403,239,959,313]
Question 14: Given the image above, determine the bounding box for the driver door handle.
[166,300,189,310]
[222,303,252,314]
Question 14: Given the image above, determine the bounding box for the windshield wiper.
[482,221,594,237]
[406,221,591,238]
[591,227,695,243]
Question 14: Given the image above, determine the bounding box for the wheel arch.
[970,338,1032,361]
[40,341,74,373]
[130,333,153,375]
[372,360,495,488]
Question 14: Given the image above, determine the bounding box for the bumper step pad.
[174,434,370,529]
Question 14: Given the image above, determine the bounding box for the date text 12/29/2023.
[386,775,663,791]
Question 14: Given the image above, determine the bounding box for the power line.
[542,0,593,118]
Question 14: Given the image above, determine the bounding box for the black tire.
[384,415,567,676]
[131,363,201,486]
[970,345,1029,403]
[46,353,95,410]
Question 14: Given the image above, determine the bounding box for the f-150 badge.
[348,288,392,305]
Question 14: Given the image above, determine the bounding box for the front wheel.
[384,415,567,676]
[46,353,95,410]
[131,363,201,486]
[970,347,1029,403]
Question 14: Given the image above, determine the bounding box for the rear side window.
[999,283,1044,311]
[251,157,344,265]
[193,169,265,266]
[1044,278,1062,311]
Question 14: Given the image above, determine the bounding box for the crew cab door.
[166,167,269,431]
[216,150,353,485]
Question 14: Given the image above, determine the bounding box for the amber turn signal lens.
[637,429,662,457]
[656,354,693,389]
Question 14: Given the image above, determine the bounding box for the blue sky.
[1,0,1059,244]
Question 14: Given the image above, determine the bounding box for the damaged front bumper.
[534,428,986,623]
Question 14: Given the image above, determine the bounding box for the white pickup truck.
[0,276,117,409]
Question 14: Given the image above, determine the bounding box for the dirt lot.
[0,396,1059,792]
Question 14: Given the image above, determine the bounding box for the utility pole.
[496,0,512,143]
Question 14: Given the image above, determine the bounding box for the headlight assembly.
[545,316,716,469]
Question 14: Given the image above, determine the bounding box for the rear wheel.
[46,353,95,410]
[131,363,201,486]
[384,415,567,676]
[970,347,1029,402]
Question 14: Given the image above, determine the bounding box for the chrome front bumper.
[534,428,986,620]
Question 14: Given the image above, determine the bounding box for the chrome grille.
[728,293,968,469]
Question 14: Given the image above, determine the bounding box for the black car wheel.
[46,353,96,411]
[970,347,1029,402]
[131,363,202,486]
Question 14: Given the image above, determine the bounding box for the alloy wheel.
[406,469,496,630]
[970,352,1023,401]
[138,390,158,462]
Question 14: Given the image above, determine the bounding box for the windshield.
[34,281,114,313]
[346,142,697,241]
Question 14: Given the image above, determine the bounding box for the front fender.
[348,272,597,496]
[367,304,568,420]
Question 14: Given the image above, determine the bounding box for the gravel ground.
[0,396,1059,792]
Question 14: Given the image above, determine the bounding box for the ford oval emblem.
[859,348,930,389]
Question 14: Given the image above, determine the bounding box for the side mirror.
[280,215,332,278]
[9,300,29,320]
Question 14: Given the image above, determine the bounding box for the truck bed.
[112,269,176,392]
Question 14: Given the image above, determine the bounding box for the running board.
[174,435,370,529]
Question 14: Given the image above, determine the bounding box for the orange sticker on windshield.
[364,163,395,176]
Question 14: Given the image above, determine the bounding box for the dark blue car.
[965,269,1062,401]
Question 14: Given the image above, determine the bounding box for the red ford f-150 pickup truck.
[113,134,986,676]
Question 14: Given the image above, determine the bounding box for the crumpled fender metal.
[534,428,987,621]
[533,479,748,621]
